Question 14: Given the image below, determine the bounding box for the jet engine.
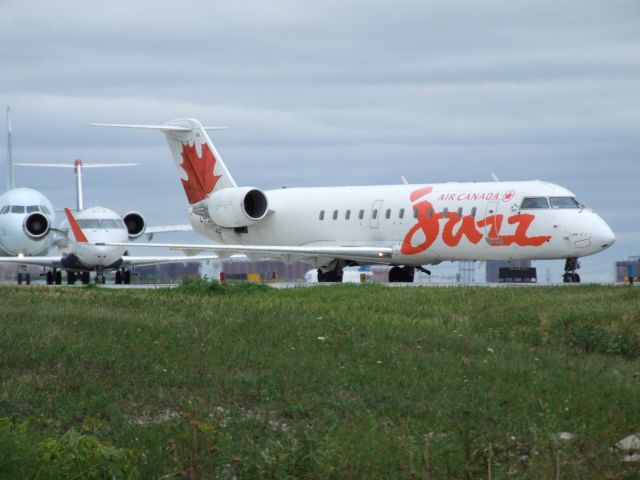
[204,187,269,228]
[122,211,145,239]
[23,212,50,240]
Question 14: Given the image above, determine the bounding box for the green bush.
[0,419,139,480]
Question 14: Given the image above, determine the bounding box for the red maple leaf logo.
[180,142,222,204]
[502,190,515,202]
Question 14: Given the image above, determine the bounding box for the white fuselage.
[65,206,129,268]
[0,188,55,256]
[189,180,614,265]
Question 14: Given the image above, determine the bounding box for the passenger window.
[457,207,463,217]
[399,208,404,219]
[332,210,338,220]
[345,209,351,220]
[413,209,418,218]
[427,208,434,218]
[442,207,448,217]
[385,209,391,219]
[10,205,25,213]
[319,210,325,220]
[470,207,477,217]
[372,209,378,220]
[549,197,581,209]
[358,209,364,220]
[521,197,549,209]
[27,205,39,213]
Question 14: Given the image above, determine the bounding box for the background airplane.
[91,118,616,283]
[1,158,210,284]
[0,108,59,284]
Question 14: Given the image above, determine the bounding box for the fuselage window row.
[318,206,485,221]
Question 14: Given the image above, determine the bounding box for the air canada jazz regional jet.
[92,118,615,283]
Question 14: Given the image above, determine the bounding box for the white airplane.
[90,118,616,283]
[0,159,207,284]
[0,108,58,283]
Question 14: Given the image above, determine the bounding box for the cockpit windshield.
[520,197,549,209]
[549,197,583,209]
[0,204,51,215]
[76,218,125,229]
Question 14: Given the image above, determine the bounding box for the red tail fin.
[64,208,88,243]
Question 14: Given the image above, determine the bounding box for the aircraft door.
[370,199,383,229]
[483,201,502,245]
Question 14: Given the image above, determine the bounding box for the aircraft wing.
[143,224,193,240]
[120,255,218,268]
[98,242,393,262]
[0,256,64,269]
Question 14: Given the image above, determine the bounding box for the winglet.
[64,208,89,243]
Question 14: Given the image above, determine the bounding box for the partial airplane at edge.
[90,118,615,283]
[0,108,58,283]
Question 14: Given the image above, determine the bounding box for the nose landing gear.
[563,257,581,283]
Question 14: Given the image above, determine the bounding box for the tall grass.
[0,284,639,478]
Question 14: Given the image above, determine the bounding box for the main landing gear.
[17,271,31,285]
[45,269,63,285]
[563,257,581,283]
[388,265,431,283]
[115,269,132,285]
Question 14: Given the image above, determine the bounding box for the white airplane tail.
[90,119,237,205]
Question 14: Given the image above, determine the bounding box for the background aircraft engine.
[122,211,145,239]
[205,187,269,228]
[23,212,50,240]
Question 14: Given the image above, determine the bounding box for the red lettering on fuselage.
[400,187,551,255]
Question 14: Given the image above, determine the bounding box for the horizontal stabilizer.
[88,123,227,132]
[15,163,138,168]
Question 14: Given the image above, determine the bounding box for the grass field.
[1,282,639,479]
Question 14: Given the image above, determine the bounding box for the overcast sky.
[2,0,638,282]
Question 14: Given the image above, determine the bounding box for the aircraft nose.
[594,218,616,250]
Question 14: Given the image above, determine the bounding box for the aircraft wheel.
[55,271,62,285]
[563,273,574,283]
[81,272,90,284]
[115,271,122,284]
[389,266,402,282]
[25,273,31,285]
[323,270,343,282]
[573,273,581,283]
[124,270,131,284]
[46,271,53,285]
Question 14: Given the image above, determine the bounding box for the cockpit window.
[100,219,120,229]
[77,219,101,229]
[40,205,51,215]
[0,205,9,215]
[116,219,126,229]
[26,205,39,213]
[549,196,582,209]
[10,205,25,214]
[520,197,549,209]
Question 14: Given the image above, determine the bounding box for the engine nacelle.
[205,187,269,228]
[122,211,146,239]
[23,212,50,240]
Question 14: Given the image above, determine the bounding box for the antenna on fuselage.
[15,160,137,211]
[6,107,14,191]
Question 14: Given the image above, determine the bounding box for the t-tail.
[89,119,237,205]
